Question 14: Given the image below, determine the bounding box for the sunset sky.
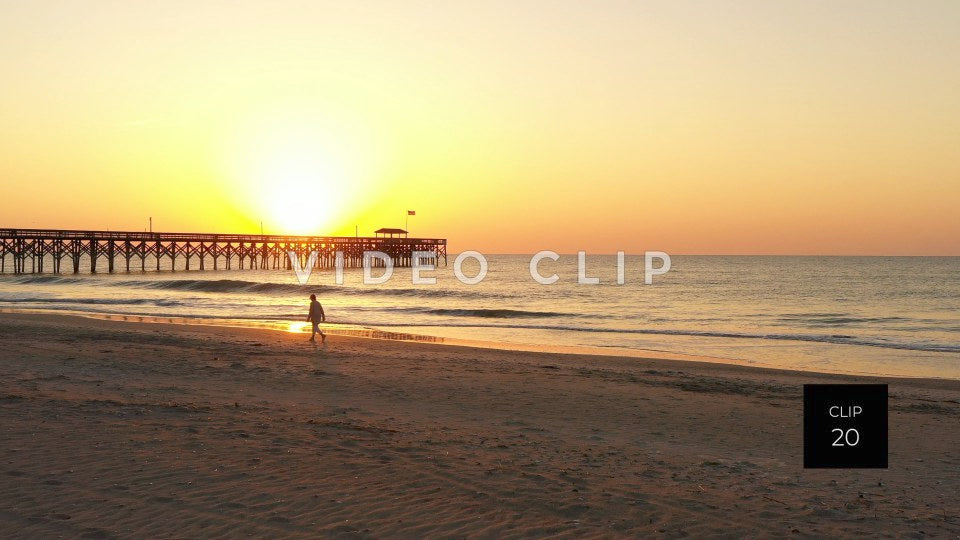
[1,1,958,255]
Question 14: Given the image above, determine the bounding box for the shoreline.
[2,310,960,392]
[0,307,744,363]
[2,307,958,382]
[1,311,958,536]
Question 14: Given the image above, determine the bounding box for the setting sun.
[220,108,369,235]
[256,146,343,235]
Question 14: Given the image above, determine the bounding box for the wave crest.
[119,278,492,299]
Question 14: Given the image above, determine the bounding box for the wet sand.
[0,312,958,537]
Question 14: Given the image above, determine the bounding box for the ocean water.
[1,255,958,379]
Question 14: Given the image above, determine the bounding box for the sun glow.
[222,108,378,236]
[256,148,344,235]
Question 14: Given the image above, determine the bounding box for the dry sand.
[0,312,958,538]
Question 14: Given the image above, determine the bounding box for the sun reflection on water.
[286,321,309,333]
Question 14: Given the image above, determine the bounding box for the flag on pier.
[408,210,416,215]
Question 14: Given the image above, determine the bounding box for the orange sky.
[1,1,958,255]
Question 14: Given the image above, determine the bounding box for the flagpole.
[405,210,415,237]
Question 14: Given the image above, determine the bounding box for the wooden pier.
[0,228,447,274]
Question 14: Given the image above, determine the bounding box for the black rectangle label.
[803,384,888,468]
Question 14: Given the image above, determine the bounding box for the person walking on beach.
[307,294,326,343]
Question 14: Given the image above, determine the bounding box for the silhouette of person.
[307,294,326,343]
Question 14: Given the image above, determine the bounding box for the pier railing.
[0,228,447,274]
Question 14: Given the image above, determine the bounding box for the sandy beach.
[0,312,958,538]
